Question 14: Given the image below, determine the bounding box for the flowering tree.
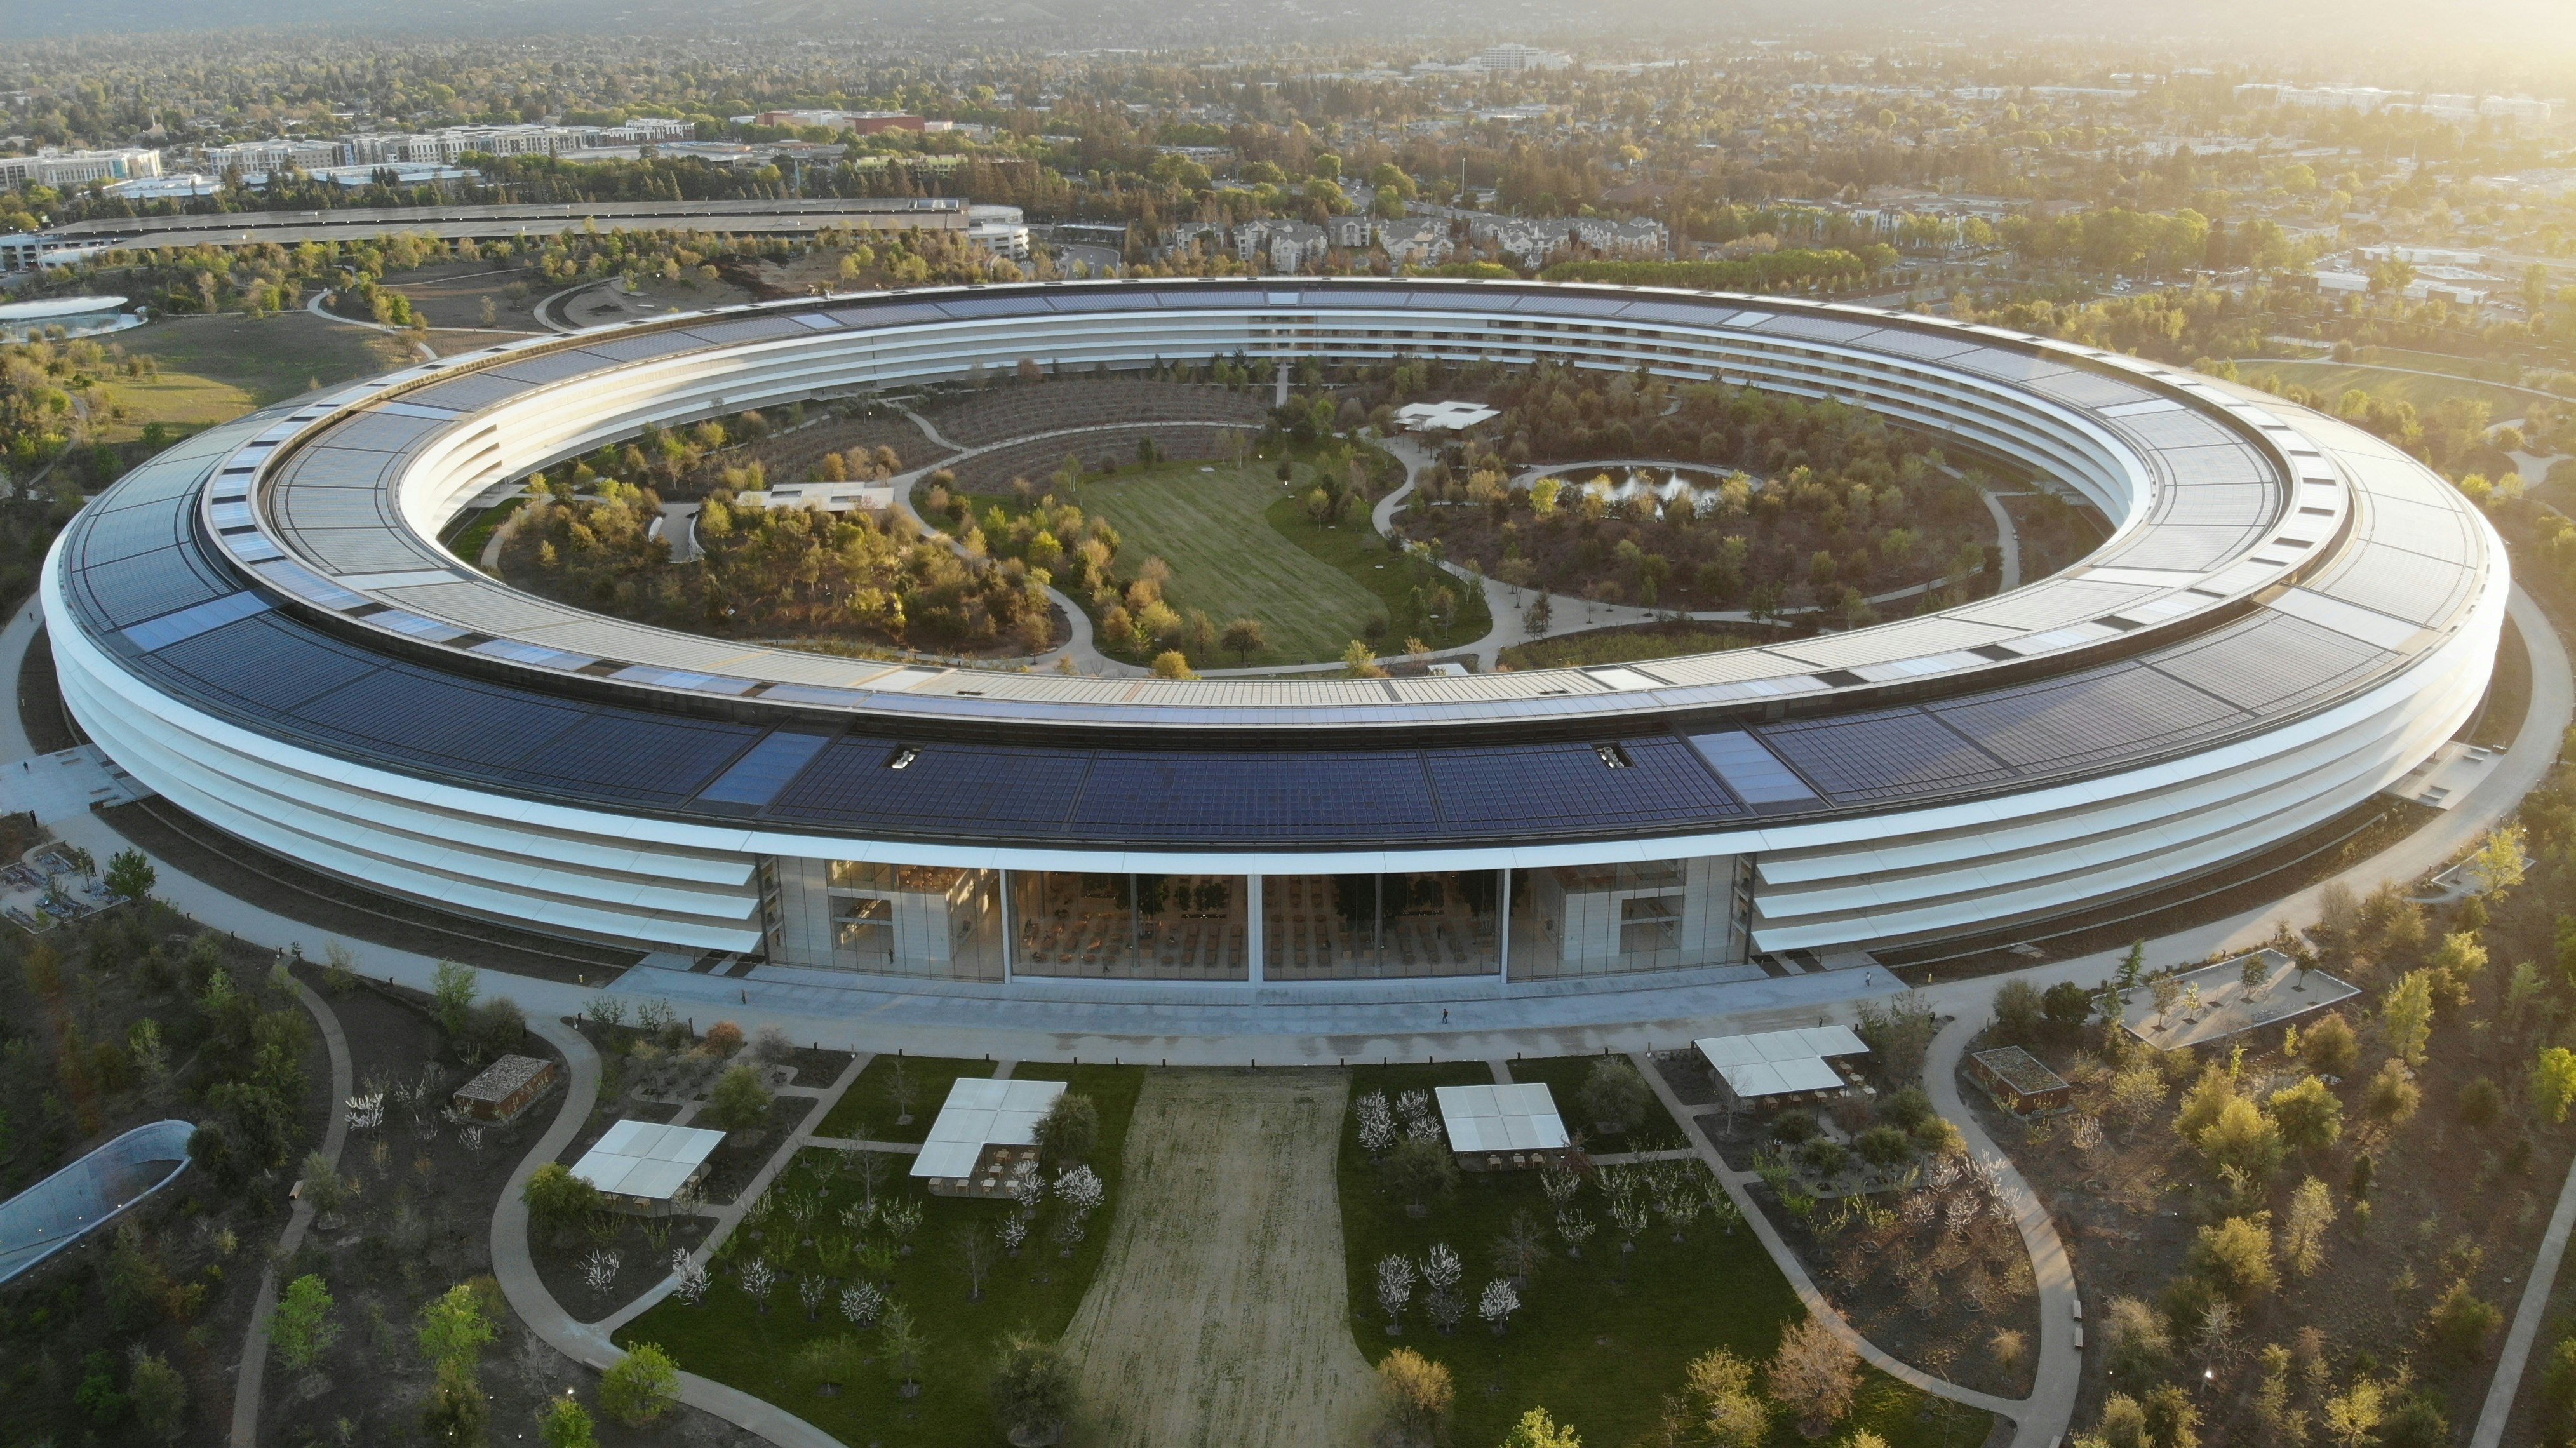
[1555,1208,1597,1260]
[737,1257,777,1312]
[1478,1278,1520,1335]
[838,1280,886,1329]
[1376,1253,1419,1332]
[1397,1089,1442,1141]
[1053,1165,1105,1247]
[798,1273,829,1320]
[669,1250,710,1306]
[1357,1091,1398,1156]
[581,1249,622,1295]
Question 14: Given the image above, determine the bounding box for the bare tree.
[959,1223,998,1302]
[1766,1313,1861,1438]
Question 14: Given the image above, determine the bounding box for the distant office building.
[743,110,927,135]
[0,147,163,188]
[202,138,342,174]
[967,204,1031,260]
[1475,43,1572,72]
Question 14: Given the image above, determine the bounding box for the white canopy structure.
[570,1120,726,1203]
[1395,399,1501,432]
[1695,1026,1869,1099]
[1435,1083,1571,1153]
[911,1077,1067,1179]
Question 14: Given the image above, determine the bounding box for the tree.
[600,1343,681,1426]
[418,1282,497,1374]
[1574,1057,1653,1134]
[429,960,478,1035]
[523,1162,604,1230]
[2190,1214,2277,1303]
[2471,826,2527,899]
[2101,1296,2171,1378]
[271,1273,339,1371]
[2041,981,2095,1036]
[880,1303,928,1395]
[1343,639,1387,678]
[1034,1092,1100,1168]
[1677,1346,1769,1448]
[2383,972,2434,1065]
[2534,1047,2576,1123]
[1150,649,1196,679]
[706,1063,774,1133]
[421,1358,490,1447]
[2197,1097,2284,1184]
[2265,1077,2343,1153]
[1500,1406,1581,1448]
[1376,1346,1454,1447]
[1222,617,1266,663]
[104,848,156,902]
[2151,976,2184,1026]
[128,1351,187,1444]
[2304,1013,2358,1077]
[2366,1059,2422,1123]
[2283,1177,2337,1278]
[2460,1076,2504,1129]
[2117,941,2146,995]
[540,1397,599,1448]
[795,1335,868,1396]
[2324,1380,2385,1448]
[991,1332,1080,1445]
[1383,1135,1458,1213]
[1767,1313,1860,1438]
[2425,1278,2500,1364]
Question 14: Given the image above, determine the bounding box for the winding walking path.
[227,977,354,1448]
[2472,1144,2576,1447]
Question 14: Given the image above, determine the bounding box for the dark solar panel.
[2148,615,2387,713]
[403,372,541,412]
[1428,738,1737,831]
[826,302,954,329]
[1162,287,1268,309]
[504,711,763,800]
[1754,707,2013,802]
[767,738,1089,831]
[288,666,591,768]
[1071,751,1442,839]
[75,547,234,629]
[1928,663,2245,771]
[1046,290,1163,312]
[695,730,833,807]
[932,295,1055,319]
[1750,314,1882,342]
[75,495,188,566]
[680,316,811,344]
[149,614,383,710]
[579,332,713,365]
[487,351,618,385]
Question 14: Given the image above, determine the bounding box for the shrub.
[2197,1097,2284,1184]
[540,1397,598,1448]
[270,1273,339,1371]
[1797,1138,1851,1179]
[1879,1086,1935,1130]
[600,1343,681,1425]
[2460,1076,2504,1129]
[460,997,525,1063]
[522,1162,604,1229]
[2100,1296,2171,1378]
[701,1020,746,1057]
[706,1063,774,1132]
[1768,1109,1820,1144]
[1992,979,2044,1042]
[2366,1059,2422,1123]
[2042,980,2095,1035]
[1854,1125,1914,1168]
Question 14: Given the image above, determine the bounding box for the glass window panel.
[760,857,1003,982]
[1008,871,1246,981]
[1508,855,1748,980]
[1263,871,1499,981]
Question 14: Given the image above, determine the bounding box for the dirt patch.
[1064,1069,1376,1448]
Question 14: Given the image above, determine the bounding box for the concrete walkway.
[488,1017,851,1448]
[1923,1013,2076,1448]
[1980,487,2023,591]
[2474,1141,2576,1447]
[1633,1050,2025,1428]
[228,977,354,1448]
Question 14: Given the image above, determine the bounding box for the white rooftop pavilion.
[1694,1025,1870,1099]
[911,1077,1067,1180]
[1434,1083,1571,1155]
[570,1120,727,1215]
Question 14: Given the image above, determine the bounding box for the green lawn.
[96,372,257,441]
[2248,360,2533,417]
[117,312,413,408]
[1263,492,1492,660]
[1498,623,1771,671]
[1339,1063,1989,1448]
[814,1054,995,1143]
[1071,461,1390,664]
[618,1064,1144,1447]
[1505,1054,1679,1158]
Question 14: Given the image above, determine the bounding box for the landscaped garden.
[614,1063,1143,1447]
[1338,1059,1992,1447]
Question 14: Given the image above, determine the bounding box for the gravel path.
[1065,1069,1376,1448]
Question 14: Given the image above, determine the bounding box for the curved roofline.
[162,276,2412,735]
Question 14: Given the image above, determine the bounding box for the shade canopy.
[570,1120,725,1201]
[911,1077,1067,1179]
[1695,1026,1869,1099]
[1435,1083,1571,1153]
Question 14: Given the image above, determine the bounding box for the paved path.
[2474,1131,2576,1445]
[488,1017,854,1447]
[228,977,353,1448]
[1923,1014,2075,1448]
[1632,1050,2024,1427]
[302,290,434,362]
[1980,487,2023,591]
